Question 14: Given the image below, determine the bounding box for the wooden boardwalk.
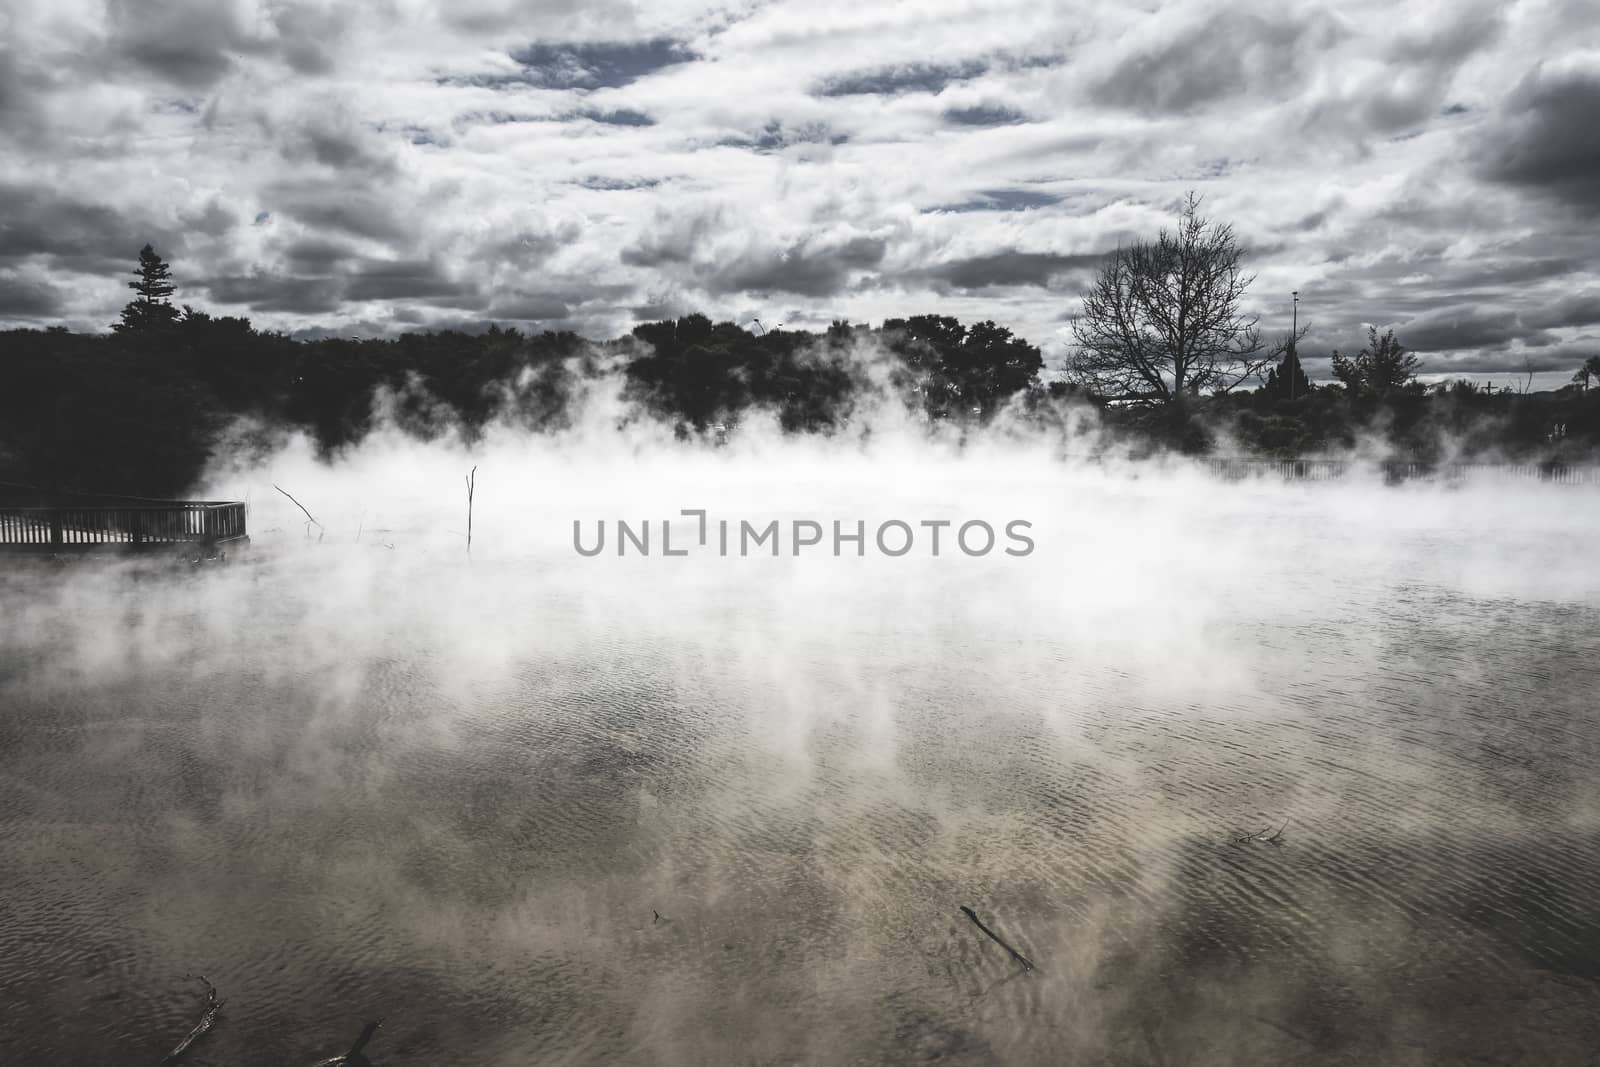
[0,487,248,557]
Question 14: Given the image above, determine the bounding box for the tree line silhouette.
[1,234,1596,498]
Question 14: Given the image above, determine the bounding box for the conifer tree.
[114,244,181,333]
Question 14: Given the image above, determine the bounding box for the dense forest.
[2,240,1597,498]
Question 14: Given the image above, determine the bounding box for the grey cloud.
[105,0,248,88]
[930,189,1063,213]
[505,38,698,90]
[1478,64,1600,214]
[179,198,238,239]
[620,207,726,268]
[924,251,1106,290]
[266,184,414,244]
[575,108,656,127]
[1300,6,1503,135]
[815,60,988,97]
[705,236,887,297]
[99,0,352,88]
[268,2,352,76]
[1384,6,1503,67]
[279,111,400,177]
[726,120,847,153]
[1091,11,1331,116]
[943,104,1028,127]
[578,176,661,191]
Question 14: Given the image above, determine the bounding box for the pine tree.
[1260,343,1312,401]
[114,244,181,333]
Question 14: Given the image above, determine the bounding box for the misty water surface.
[2,457,1599,1065]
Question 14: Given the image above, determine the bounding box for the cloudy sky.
[1,0,1596,384]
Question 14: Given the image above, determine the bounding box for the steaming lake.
[3,472,1599,1065]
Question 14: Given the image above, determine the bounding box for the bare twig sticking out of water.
[465,466,476,557]
[305,1018,383,1067]
[960,906,1035,972]
[273,485,324,543]
[158,974,223,1065]
[1232,818,1288,846]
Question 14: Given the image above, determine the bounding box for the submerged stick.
[158,974,223,1065]
[305,1018,382,1067]
[960,906,1035,972]
[274,484,325,543]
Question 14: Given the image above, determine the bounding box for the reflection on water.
[2,483,1599,1065]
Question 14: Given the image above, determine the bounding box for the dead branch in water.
[465,466,477,557]
[305,1019,383,1067]
[158,974,223,1065]
[960,906,1035,972]
[273,485,325,543]
[1232,818,1288,846]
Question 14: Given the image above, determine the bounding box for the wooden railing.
[0,502,248,553]
[1208,459,1600,484]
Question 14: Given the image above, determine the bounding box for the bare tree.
[1068,193,1271,403]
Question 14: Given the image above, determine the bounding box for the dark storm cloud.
[0,271,63,317]
[814,60,988,97]
[1478,64,1600,215]
[930,189,1063,213]
[504,38,698,90]
[0,183,162,273]
[343,260,482,307]
[1394,305,1536,353]
[923,251,1106,290]
[0,46,54,137]
[206,273,344,315]
[1440,256,1588,291]
[486,293,573,322]
[1406,343,1590,375]
[282,237,357,274]
[942,104,1028,127]
[1090,11,1329,116]
[1529,290,1600,331]
[266,184,414,244]
[705,236,887,297]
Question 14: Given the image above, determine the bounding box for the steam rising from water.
[3,402,1599,1064]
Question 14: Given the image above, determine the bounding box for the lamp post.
[1289,291,1299,401]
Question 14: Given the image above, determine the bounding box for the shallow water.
[3,477,1599,1065]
